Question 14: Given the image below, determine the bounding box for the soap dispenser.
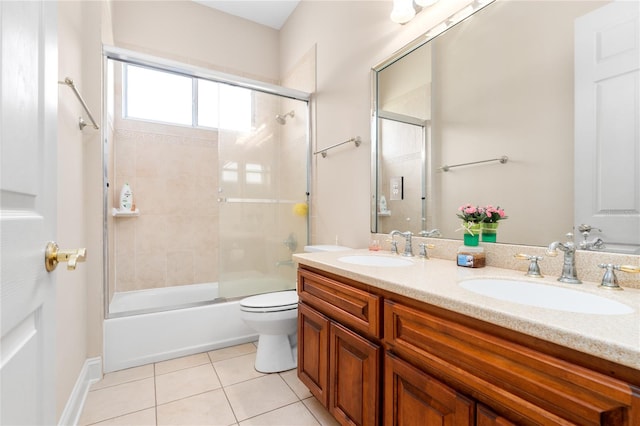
[119,183,133,212]
[379,195,388,213]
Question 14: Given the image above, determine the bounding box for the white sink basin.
[459,279,634,315]
[338,255,413,267]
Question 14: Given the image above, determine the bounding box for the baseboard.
[58,357,102,426]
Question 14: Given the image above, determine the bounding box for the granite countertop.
[293,249,640,370]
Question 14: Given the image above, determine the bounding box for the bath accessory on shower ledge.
[112,208,140,217]
[314,136,361,158]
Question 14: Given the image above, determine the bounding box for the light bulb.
[390,0,416,24]
[415,0,439,7]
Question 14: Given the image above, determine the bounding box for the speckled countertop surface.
[293,249,640,370]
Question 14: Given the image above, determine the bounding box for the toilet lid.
[240,290,299,311]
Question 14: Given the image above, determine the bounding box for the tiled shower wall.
[112,122,219,292]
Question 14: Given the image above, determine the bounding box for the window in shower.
[198,80,252,132]
[245,163,265,185]
[124,65,193,125]
[123,64,252,132]
[222,161,239,183]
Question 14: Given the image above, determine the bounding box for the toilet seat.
[240,290,298,313]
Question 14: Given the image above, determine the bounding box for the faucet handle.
[419,229,441,238]
[578,224,602,234]
[598,264,640,290]
[514,253,544,278]
[418,243,435,259]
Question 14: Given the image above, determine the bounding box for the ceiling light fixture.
[390,0,416,24]
[391,0,439,24]
[414,0,439,7]
[392,0,494,27]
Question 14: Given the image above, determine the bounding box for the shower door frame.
[101,46,312,319]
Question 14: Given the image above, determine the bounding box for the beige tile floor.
[79,343,339,426]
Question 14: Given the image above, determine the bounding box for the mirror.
[372,0,640,254]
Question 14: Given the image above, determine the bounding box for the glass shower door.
[217,87,309,299]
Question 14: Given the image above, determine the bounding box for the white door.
[1,1,58,424]
[575,1,640,254]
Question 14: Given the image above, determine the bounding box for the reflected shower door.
[217,88,309,299]
[377,114,428,235]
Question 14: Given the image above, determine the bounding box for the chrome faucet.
[547,233,581,284]
[418,228,441,238]
[577,224,606,251]
[390,230,414,257]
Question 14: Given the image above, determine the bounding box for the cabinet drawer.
[385,300,632,426]
[298,268,381,338]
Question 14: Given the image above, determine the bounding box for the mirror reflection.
[372,0,640,254]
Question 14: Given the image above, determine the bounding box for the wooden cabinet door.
[385,352,474,426]
[329,322,380,426]
[477,404,516,426]
[298,303,330,406]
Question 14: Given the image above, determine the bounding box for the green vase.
[482,222,499,243]
[463,223,482,246]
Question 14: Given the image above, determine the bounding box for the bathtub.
[103,283,258,373]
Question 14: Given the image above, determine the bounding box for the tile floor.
[79,343,339,426]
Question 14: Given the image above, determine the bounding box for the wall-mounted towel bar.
[440,155,508,172]
[58,77,100,130]
[314,136,361,158]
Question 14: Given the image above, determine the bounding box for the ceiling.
[193,0,301,30]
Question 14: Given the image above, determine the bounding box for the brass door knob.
[45,242,87,272]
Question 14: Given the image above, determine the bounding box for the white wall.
[279,0,477,249]
[111,0,281,83]
[56,1,110,420]
[57,2,88,418]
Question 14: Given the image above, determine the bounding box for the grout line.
[153,362,158,426]
[82,407,156,426]
[239,401,318,425]
[154,360,212,378]
[301,396,326,426]
[89,368,155,391]
[154,388,225,408]
[278,369,305,401]
[212,355,240,425]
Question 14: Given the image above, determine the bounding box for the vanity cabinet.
[297,265,640,425]
[297,268,381,425]
[384,352,475,425]
[476,405,516,426]
[384,300,635,425]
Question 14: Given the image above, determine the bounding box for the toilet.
[240,244,351,373]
